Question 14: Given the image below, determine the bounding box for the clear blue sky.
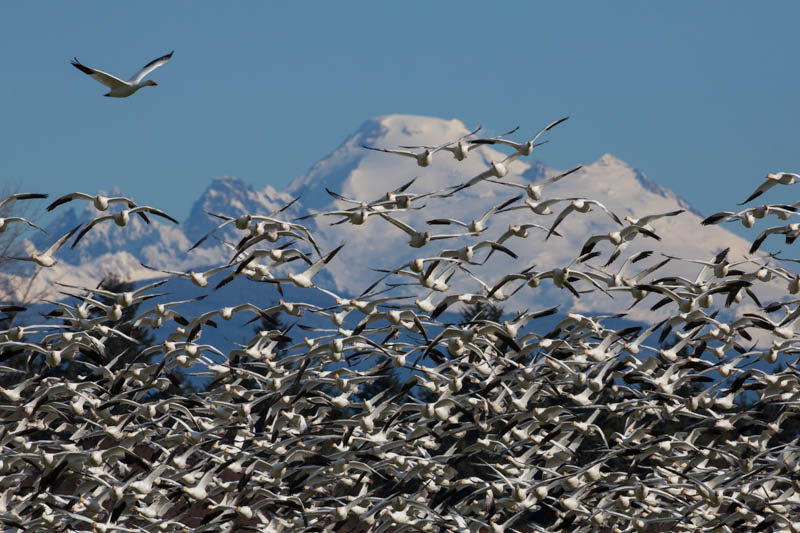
[2,2,799,222]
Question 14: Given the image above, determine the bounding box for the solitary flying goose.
[71,51,173,97]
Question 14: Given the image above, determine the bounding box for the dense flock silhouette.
[2,120,800,532]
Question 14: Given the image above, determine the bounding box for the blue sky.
[2,2,799,223]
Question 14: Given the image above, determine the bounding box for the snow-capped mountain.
[6,114,779,322]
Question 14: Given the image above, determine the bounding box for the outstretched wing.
[71,59,127,89]
[128,51,174,83]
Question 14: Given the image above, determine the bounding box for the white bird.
[71,51,174,98]
[740,172,800,204]
[624,208,685,231]
[579,224,661,259]
[426,195,521,234]
[487,165,583,201]
[71,206,179,247]
[325,177,431,211]
[378,213,472,248]
[57,277,169,308]
[494,223,555,247]
[139,262,234,288]
[47,191,142,212]
[0,216,45,234]
[546,198,623,240]
[361,139,454,167]
[361,125,483,167]
[8,224,80,267]
[399,125,521,161]
[443,159,515,196]
[499,197,568,216]
[297,202,404,226]
[187,196,300,251]
[749,223,800,253]
[702,205,793,227]
[268,244,344,288]
[469,116,569,157]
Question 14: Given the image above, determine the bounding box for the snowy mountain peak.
[287,115,483,209]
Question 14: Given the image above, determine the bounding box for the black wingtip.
[70,59,94,76]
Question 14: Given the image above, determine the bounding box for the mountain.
[5,114,779,323]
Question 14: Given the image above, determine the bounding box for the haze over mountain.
[8,115,778,324]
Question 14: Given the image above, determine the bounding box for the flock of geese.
[3,117,800,533]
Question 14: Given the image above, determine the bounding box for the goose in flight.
[47,191,154,225]
[264,244,344,289]
[426,195,521,234]
[399,126,520,161]
[140,262,234,288]
[8,224,80,267]
[701,204,794,227]
[71,51,173,97]
[739,172,800,205]
[71,206,179,248]
[579,223,661,259]
[360,125,481,167]
[488,165,583,201]
[441,159,514,197]
[378,213,472,248]
[361,140,454,167]
[0,215,45,234]
[469,116,569,157]
[546,198,623,240]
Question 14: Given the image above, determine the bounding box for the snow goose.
[499,197,567,216]
[440,159,513,197]
[438,239,518,263]
[297,202,389,226]
[579,224,661,257]
[187,195,299,251]
[8,224,80,267]
[56,277,169,308]
[702,204,795,227]
[71,205,179,248]
[264,244,344,289]
[546,198,623,240]
[0,216,45,234]
[749,223,800,253]
[469,116,569,157]
[487,165,583,201]
[495,223,554,246]
[71,51,173,97]
[47,191,155,226]
[140,261,233,288]
[426,195,521,234]
[361,124,482,167]
[399,125,521,161]
[739,172,800,205]
[377,212,472,248]
[47,191,140,212]
[325,177,432,211]
[361,140,453,167]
